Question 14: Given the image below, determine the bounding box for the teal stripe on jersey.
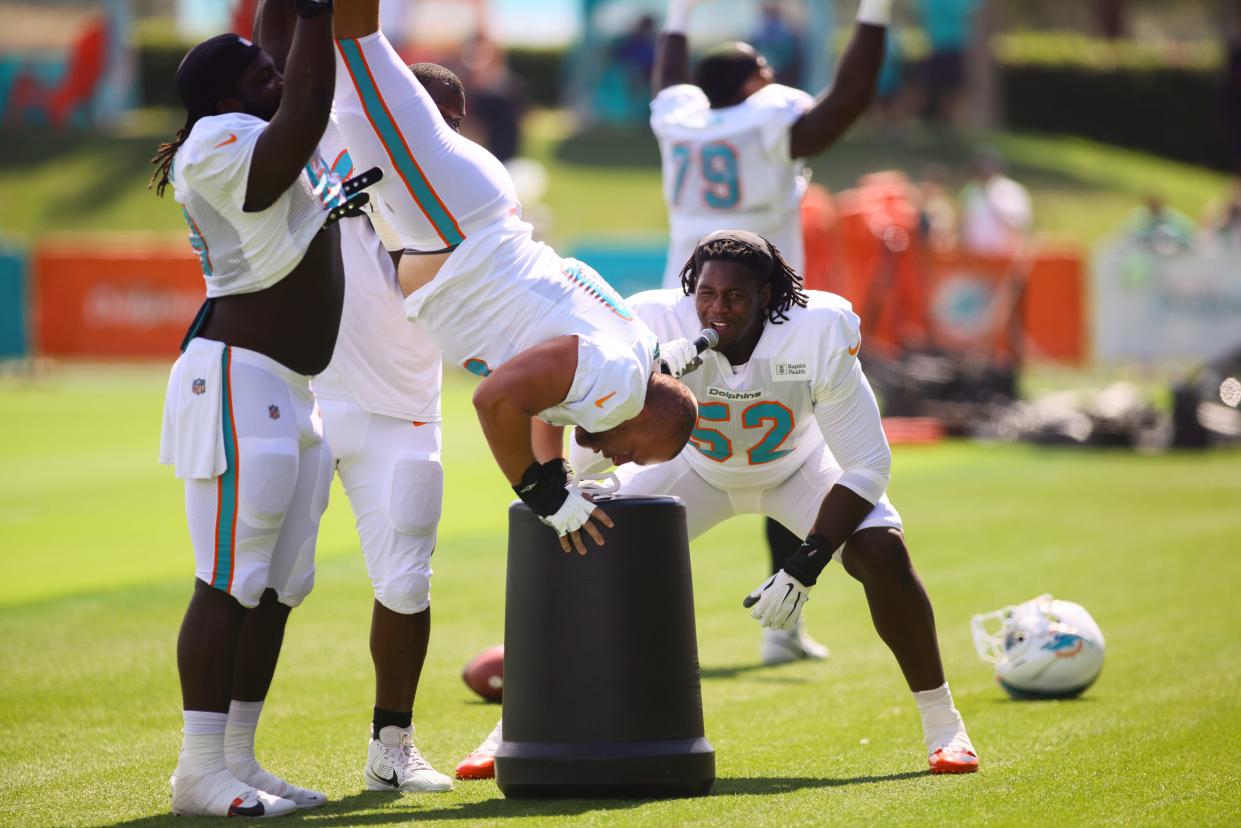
[337,38,465,247]
[213,348,238,591]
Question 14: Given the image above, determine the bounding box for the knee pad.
[238,438,299,528]
[388,455,443,537]
[375,566,432,615]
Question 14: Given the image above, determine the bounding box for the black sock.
[765,518,802,575]
[373,706,412,738]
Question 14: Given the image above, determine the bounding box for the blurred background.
[1,0,1240,450]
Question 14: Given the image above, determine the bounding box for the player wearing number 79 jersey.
[651,0,890,289]
[594,231,979,775]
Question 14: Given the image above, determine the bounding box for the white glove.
[743,570,811,630]
[659,337,701,378]
[541,486,594,535]
[857,0,893,26]
[541,485,613,555]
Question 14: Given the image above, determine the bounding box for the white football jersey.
[651,83,814,286]
[173,112,346,297]
[311,115,443,422]
[405,215,657,434]
[628,289,864,491]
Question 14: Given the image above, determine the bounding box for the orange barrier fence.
[802,180,1086,365]
[34,241,202,358]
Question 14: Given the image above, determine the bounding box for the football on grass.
[462,645,504,703]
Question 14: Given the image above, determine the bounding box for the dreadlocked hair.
[149,128,188,198]
[678,238,809,325]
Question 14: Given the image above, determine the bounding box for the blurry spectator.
[1126,194,1194,256]
[1094,0,1128,40]
[1200,180,1241,251]
[460,35,528,163]
[1225,28,1241,176]
[614,15,658,89]
[916,164,958,252]
[872,25,909,123]
[750,2,802,88]
[917,0,980,126]
[959,151,1031,255]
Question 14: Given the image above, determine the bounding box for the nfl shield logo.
[268,405,281,420]
[191,378,206,395]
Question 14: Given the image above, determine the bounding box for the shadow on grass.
[700,661,812,682]
[985,695,1098,705]
[106,772,928,826]
[713,770,929,796]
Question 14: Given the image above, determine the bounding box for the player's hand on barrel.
[742,570,810,630]
[543,487,613,555]
[561,500,614,556]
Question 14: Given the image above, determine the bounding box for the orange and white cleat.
[929,744,979,774]
[920,690,979,775]
[455,720,502,780]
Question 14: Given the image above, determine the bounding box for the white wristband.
[664,0,695,34]
[857,0,892,26]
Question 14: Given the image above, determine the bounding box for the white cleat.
[229,761,327,810]
[365,725,454,793]
[170,767,297,818]
[761,622,830,665]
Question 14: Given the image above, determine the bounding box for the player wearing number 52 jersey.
[598,231,979,775]
[653,0,890,664]
[651,0,890,288]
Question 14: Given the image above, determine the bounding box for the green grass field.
[2,367,1240,826]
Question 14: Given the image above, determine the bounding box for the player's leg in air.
[254,0,457,794]
[331,0,696,553]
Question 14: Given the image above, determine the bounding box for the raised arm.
[253,0,297,72]
[788,0,890,160]
[652,0,702,95]
[244,0,335,212]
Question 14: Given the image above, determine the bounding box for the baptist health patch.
[770,360,810,382]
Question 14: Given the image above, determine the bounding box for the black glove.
[780,534,835,587]
[295,0,333,18]
[513,461,569,518]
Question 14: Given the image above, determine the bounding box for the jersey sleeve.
[752,84,815,158]
[176,113,265,212]
[810,304,891,504]
[627,289,691,342]
[537,334,649,433]
[650,84,709,137]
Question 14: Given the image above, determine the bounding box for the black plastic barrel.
[495,494,715,799]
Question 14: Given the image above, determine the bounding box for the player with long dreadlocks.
[651,0,890,668]
[459,231,979,779]
[151,0,375,816]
